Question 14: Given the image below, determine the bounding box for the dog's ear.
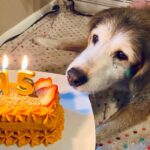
[129,62,149,92]
[129,44,150,93]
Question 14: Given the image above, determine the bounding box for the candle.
[0,55,9,95]
[17,55,35,96]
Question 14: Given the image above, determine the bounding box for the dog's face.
[67,8,150,93]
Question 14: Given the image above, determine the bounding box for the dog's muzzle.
[67,68,88,87]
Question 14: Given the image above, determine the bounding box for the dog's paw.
[96,123,113,142]
[96,124,107,142]
[33,37,59,48]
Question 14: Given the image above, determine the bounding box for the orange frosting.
[0,83,64,147]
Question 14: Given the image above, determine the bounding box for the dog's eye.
[92,34,99,45]
[115,51,128,61]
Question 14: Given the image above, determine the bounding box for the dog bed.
[1,5,150,150]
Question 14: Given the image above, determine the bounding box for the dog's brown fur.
[34,7,150,141]
[88,7,150,141]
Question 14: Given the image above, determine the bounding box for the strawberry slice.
[35,86,51,97]
[34,77,52,91]
[36,85,58,106]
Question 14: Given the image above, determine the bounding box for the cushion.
[73,0,131,15]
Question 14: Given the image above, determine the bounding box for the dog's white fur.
[67,23,136,92]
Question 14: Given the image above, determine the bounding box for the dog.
[34,6,150,142]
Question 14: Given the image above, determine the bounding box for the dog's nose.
[67,68,88,87]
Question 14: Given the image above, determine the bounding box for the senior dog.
[34,4,150,141]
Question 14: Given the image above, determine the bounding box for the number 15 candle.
[17,55,35,96]
[0,55,9,95]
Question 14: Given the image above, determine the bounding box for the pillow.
[73,0,132,15]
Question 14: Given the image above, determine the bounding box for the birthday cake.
[0,77,64,147]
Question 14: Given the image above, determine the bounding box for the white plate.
[0,70,95,150]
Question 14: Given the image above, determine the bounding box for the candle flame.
[22,55,28,70]
[2,55,8,69]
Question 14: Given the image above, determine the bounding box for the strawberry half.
[34,77,52,91]
[36,85,58,106]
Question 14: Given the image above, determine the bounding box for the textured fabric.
[1,5,150,150]
[0,9,89,74]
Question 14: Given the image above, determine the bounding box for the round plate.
[0,70,95,150]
